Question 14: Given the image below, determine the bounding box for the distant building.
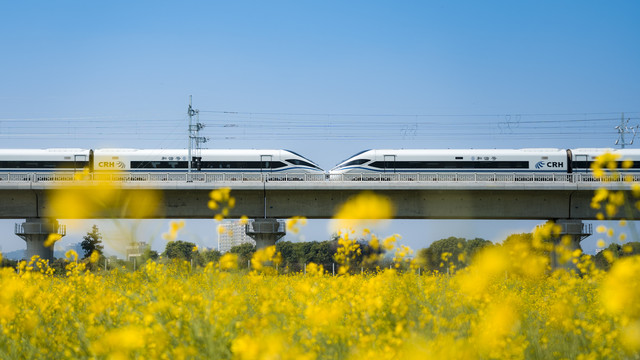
[218,221,255,253]
[126,241,148,261]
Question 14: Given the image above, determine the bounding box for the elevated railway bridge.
[0,171,636,260]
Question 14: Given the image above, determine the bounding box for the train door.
[74,154,88,174]
[260,155,273,173]
[383,155,396,173]
[575,154,588,173]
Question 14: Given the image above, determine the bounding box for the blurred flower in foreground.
[44,233,63,248]
[601,256,640,318]
[601,256,640,352]
[65,249,78,262]
[162,220,185,241]
[47,178,162,219]
[251,245,281,271]
[89,250,100,264]
[286,216,307,234]
[590,152,621,180]
[208,187,235,221]
[219,253,238,270]
[331,191,394,231]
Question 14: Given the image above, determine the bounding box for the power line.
[199,110,640,117]
[0,110,637,146]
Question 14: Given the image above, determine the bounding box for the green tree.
[466,238,493,259]
[81,225,104,259]
[197,249,222,266]
[163,240,196,261]
[593,242,640,271]
[416,236,492,272]
[308,241,335,265]
[229,243,256,267]
[276,240,342,271]
[276,241,296,265]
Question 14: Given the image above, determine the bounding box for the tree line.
[5,224,640,273]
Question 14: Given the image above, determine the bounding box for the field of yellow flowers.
[1,154,640,359]
[1,249,639,359]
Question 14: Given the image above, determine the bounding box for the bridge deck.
[0,172,634,220]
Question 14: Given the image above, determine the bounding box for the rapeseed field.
[1,154,640,359]
[1,249,639,359]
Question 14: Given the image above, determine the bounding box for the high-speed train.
[330,148,640,175]
[0,148,323,173]
[2,147,640,178]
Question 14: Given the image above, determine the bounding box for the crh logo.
[98,161,125,168]
[535,161,564,169]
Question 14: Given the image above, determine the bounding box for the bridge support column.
[245,218,286,250]
[14,218,66,262]
[550,219,592,269]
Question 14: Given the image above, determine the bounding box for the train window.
[370,161,529,169]
[455,157,463,160]
[131,161,188,169]
[198,161,287,169]
[0,161,88,169]
[542,157,548,160]
[573,161,640,169]
[268,161,286,169]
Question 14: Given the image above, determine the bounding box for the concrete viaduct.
[0,171,636,260]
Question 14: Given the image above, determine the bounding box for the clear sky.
[0,1,639,256]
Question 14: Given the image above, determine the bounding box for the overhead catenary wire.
[0,111,637,146]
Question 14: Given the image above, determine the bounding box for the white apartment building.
[217,221,256,253]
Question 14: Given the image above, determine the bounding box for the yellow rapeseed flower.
[208,187,235,221]
[219,253,238,270]
[65,249,78,262]
[332,191,394,230]
[601,256,640,318]
[162,220,185,241]
[44,233,62,247]
[89,250,100,264]
[286,216,307,234]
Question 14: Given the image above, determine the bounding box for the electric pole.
[187,96,207,172]
[615,112,638,149]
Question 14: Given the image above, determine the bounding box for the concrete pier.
[245,218,286,249]
[14,218,66,262]
[550,219,592,269]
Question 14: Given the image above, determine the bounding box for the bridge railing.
[2,172,640,183]
[327,173,593,182]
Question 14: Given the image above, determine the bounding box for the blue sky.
[0,1,639,256]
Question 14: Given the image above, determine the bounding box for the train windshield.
[335,150,371,167]
[284,149,321,168]
[286,159,322,169]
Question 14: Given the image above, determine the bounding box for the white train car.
[330,149,569,176]
[0,148,90,172]
[93,149,323,173]
[570,148,640,173]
